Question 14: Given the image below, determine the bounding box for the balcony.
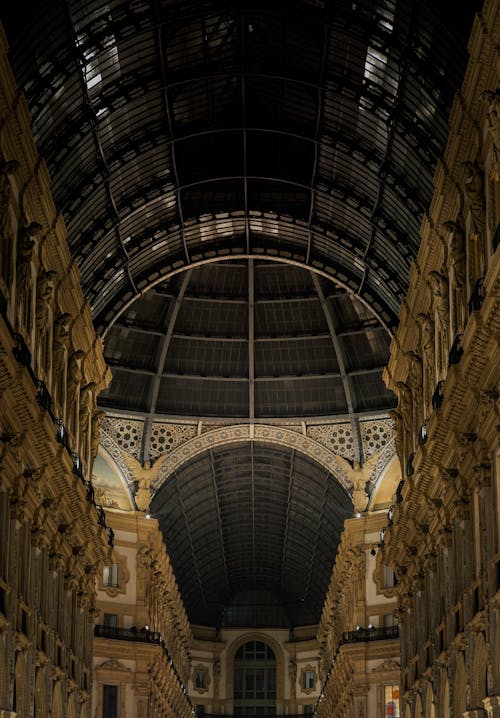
[94,624,162,644]
[342,625,399,643]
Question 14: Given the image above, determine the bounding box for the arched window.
[234,641,276,716]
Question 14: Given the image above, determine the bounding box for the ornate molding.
[153,424,352,492]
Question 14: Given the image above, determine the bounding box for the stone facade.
[380,3,500,718]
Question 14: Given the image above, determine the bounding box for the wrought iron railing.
[342,624,399,643]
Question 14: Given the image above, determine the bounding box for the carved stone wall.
[316,514,400,718]
[0,23,111,718]
[380,3,500,718]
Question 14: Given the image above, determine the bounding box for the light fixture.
[145,511,151,519]
[356,512,361,519]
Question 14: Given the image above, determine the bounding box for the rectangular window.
[195,669,205,689]
[383,565,395,588]
[103,685,119,718]
[104,613,118,630]
[384,685,400,718]
[304,671,315,690]
[103,563,119,588]
[0,492,8,580]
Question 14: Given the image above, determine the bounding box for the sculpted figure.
[52,313,72,416]
[396,380,413,456]
[35,269,57,376]
[90,409,106,464]
[443,220,467,334]
[481,90,500,179]
[79,382,96,467]
[0,158,19,289]
[405,350,423,434]
[429,271,450,379]
[122,453,163,511]
[443,221,466,288]
[463,161,487,278]
[334,451,381,513]
[66,350,86,443]
[16,221,42,334]
[417,313,436,415]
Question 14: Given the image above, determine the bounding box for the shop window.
[384,685,400,718]
[304,705,314,715]
[103,685,118,718]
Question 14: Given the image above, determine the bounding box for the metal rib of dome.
[3,0,478,334]
[98,260,395,423]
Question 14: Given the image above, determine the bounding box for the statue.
[79,382,96,467]
[481,89,500,180]
[428,271,450,379]
[0,157,19,289]
[35,269,57,376]
[396,380,413,457]
[417,313,435,414]
[52,313,72,416]
[16,220,42,334]
[405,350,423,434]
[66,350,86,443]
[334,451,381,513]
[90,409,106,464]
[462,161,486,279]
[443,220,467,335]
[122,453,163,512]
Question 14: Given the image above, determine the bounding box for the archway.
[439,670,450,718]
[14,653,29,717]
[424,682,436,718]
[471,633,488,708]
[233,640,277,716]
[52,682,63,718]
[453,655,467,718]
[34,668,47,718]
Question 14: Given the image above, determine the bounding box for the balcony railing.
[94,624,162,643]
[342,625,399,643]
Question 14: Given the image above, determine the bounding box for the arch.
[439,669,450,718]
[52,682,63,718]
[152,424,395,495]
[415,692,424,718]
[471,632,488,708]
[453,654,467,718]
[424,682,436,718]
[67,692,77,718]
[92,444,135,511]
[97,252,398,337]
[226,632,285,711]
[367,450,399,510]
[14,652,29,717]
[34,667,47,718]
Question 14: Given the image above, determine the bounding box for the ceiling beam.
[310,272,363,463]
[140,269,192,461]
[208,449,230,596]
[248,259,255,421]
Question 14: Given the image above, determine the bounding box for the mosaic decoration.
[101,415,143,459]
[359,418,394,457]
[306,422,355,459]
[149,423,197,460]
